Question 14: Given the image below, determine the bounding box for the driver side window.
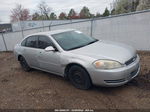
[38,36,53,49]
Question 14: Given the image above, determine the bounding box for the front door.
[37,35,62,75]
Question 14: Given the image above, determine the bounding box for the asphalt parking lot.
[0,51,150,109]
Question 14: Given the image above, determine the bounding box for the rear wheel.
[19,56,31,72]
[68,65,92,90]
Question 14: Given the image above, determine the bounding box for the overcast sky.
[0,0,113,23]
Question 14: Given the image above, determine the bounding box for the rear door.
[22,35,39,68]
[37,35,62,75]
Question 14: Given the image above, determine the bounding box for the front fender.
[60,53,95,75]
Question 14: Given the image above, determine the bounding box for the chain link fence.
[0,9,150,51]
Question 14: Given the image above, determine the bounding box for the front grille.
[125,55,137,66]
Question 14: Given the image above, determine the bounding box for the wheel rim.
[72,71,85,85]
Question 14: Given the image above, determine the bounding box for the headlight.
[93,60,122,69]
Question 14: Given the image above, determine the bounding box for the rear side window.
[26,36,38,48]
[21,39,26,46]
[38,36,53,49]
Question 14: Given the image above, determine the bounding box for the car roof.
[28,29,75,37]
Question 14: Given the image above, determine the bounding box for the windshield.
[52,31,98,51]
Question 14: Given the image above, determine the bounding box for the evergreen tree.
[68,9,76,19]
[102,8,110,17]
[50,12,57,20]
[111,9,116,15]
[79,6,91,19]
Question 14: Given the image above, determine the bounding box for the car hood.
[69,40,136,64]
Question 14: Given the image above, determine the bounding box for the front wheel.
[68,65,92,90]
[19,56,31,72]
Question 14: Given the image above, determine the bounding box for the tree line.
[10,0,150,22]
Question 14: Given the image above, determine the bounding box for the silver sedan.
[14,29,140,89]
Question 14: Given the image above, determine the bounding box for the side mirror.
[45,46,55,52]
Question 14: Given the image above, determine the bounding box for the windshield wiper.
[86,39,98,46]
[68,45,86,50]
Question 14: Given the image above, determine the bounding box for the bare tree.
[136,0,150,11]
[111,0,140,14]
[38,1,51,20]
[10,4,31,22]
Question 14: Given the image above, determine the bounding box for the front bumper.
[88,55,140,87]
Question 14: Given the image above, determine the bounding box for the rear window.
[26,36,38,48]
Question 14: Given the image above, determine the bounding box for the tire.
[68,65,92,90]
[19,56,31,72]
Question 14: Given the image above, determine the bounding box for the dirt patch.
[127,72,150,91]
[0,51,150,109]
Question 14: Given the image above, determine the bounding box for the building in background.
[0,24,12,33]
